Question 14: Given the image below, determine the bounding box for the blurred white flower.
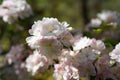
[53,63,79,80]
[97,10,118,23]
[29,18,69,37]
[73,37,92,51]
[26,36,63,59]
[37,36,63,59]
[109,42,120,63]
[26,36,41,49]
[59,49,76,65]
[0,0,33,24]
[25,50,49,75]
[95,55,116,80]
[59,31,74,48]
[90,18,102,28]
[110,64,120,80]
[90,39,106,54]
[27,18,73,48]
[5,44,24,65]
[26,18,73,59]
[73,37,105,54]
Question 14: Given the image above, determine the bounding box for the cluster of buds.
[25,17,120,80]
[0,0,33,24]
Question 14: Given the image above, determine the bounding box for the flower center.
[47,26,54,33]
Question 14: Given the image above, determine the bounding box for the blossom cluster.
[5,44,31,79]
[86,10,120,41]
[25,17,120,80]
[89,10,120,28]
[109,42,120,63]
[0,0,33,24]
[25,17,73,76]
[55,37,106,80]
[5,44,25,65]
[0,0,120,79]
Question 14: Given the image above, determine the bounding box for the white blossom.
[27,18,73,48]
[5,44,24,64]
[109,42,120,63]
[95,55,116,80]
[26,36,63,59]
[29,18,69,37]
[25,50,49,75]
[37,36,63,59]
[26,36,41,49]
[97,10,118,23]
[90,39,106,54]
[53,64,79,80]
[0,0,33,24]
[26,18,73,59]
[90,18,102,28]
[73,37,92,51]
[73,37,105,54]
